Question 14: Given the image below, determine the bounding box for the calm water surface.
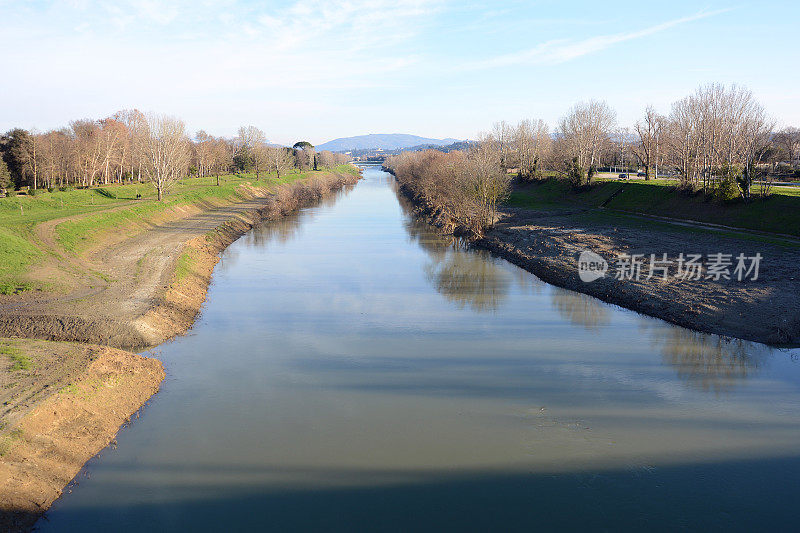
[41,166,800,531]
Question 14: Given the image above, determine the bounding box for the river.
[40,165,800,531]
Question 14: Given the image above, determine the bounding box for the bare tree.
[557,100,616,182]
[237,126,267,179]
[514,119,550,180]
[468,136,510,227]
[663,84,773,197]
[210,137,233,186]
[491,121,514,172]
[265,145,294,179]
[774,127,800,169]
[633,106,663,180]
[144,114,190,201]
[195,130,214,180]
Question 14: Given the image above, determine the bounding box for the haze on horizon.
[1,0,798,145]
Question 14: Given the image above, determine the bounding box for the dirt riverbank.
[0,168,361,530]
[396,183,800,346]
[0,169,361,349]
[0,340,164,532]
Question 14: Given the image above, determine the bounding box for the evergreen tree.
[0,157,12,190]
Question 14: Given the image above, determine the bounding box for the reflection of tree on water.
[550,288,610,331]
[395,181,513,312]
[394,185,510,311]
[424,249,510,312]
[246,211,307,247]
[651,327,765,394]
[404,213,456,258]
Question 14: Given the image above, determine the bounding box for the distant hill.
[316,134,460,153]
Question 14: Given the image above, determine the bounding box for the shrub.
[27,188,41,196]
[713,176,740,202]
[566,157,587,188]
[48,187,55,193]
[677,180,699,196]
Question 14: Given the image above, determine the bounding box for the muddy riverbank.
[395,181,800,346]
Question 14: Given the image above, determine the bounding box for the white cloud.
[463,9,732,70]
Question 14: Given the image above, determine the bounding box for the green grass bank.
[0,165,358,292]
[505,177,800,238]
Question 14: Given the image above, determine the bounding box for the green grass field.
[0,342,32,371]
[0,165,357,291]
[505,177,800,238]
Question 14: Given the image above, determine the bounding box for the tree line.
[0,110,350,201]
[497,83,797,199]
[385,83,800,236]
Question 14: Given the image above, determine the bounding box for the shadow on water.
[33,455,800,532]
[246,211,307,247]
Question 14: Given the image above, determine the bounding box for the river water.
[40,166,800,531]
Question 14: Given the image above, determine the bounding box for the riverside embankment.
[0,167,361,531]
[391,172,800,346]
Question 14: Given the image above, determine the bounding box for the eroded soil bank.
[0,169,361,531]
[0,340,165,533]
[397,183,800,346]
[0,170,361,349]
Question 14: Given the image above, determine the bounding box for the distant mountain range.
[316,134,460,153]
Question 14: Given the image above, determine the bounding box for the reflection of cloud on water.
[550,288,610,331]
[646,326,765,394]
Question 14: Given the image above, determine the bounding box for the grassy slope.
[0,165,357,291]
[505,177,800,238]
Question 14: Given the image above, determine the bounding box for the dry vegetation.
[385,141,511,237]
[385,83,799,240]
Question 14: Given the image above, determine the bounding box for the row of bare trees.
[469,84,793,200]
[384,83,796,236]
[1,111,351,200]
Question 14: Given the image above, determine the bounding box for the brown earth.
[0,340,164,532]
[0,170,361,349]
[0,169,361,531]
[398,185,800,346]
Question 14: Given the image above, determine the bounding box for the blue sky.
[1,0,798,145]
